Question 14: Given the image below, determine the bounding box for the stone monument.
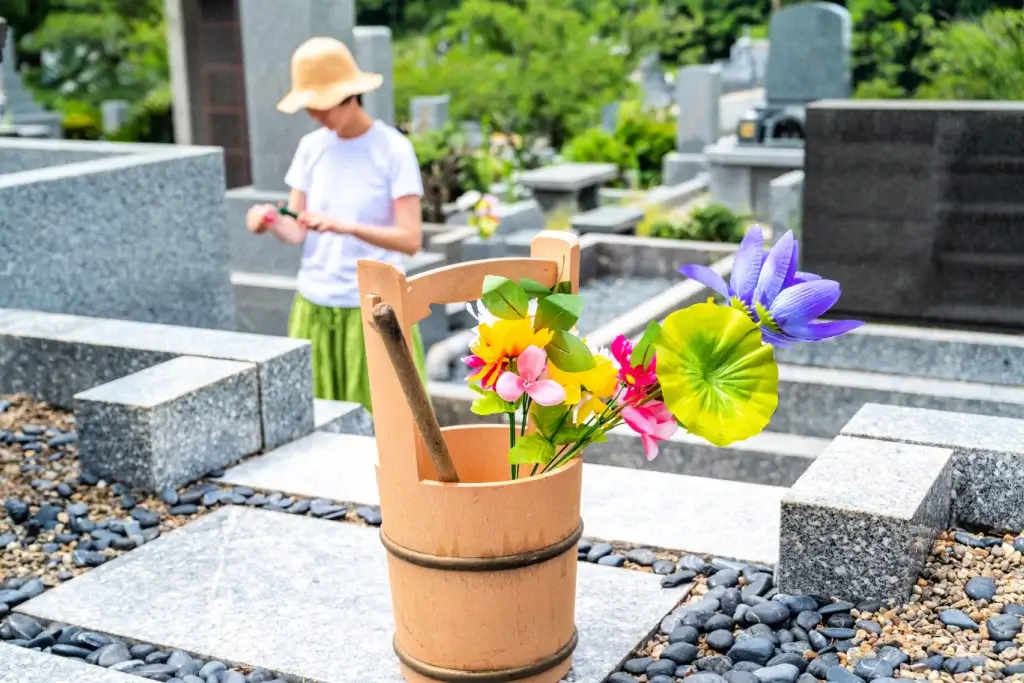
[734,2,851,147]
[662,64,721,186]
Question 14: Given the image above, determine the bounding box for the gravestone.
[765,2,852,107]
[601,102,620,132]
[410,95,450,134]
[639,53,672,109]
[0,28,62,137]
[238,0,357,193]
[354,26,394,126]
[100,100,130,135]
[802,100,1024,331]
[663,64,720,185]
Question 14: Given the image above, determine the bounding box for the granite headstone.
[354,26,394,126]
[675,64,721,153]
[765,2,852,105]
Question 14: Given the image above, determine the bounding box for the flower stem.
[509,411,517,480]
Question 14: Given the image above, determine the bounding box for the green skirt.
[288,293,427,412]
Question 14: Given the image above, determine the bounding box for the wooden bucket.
[357,231,583,683]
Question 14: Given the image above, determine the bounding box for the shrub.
[638,203,746,243]
[410,125,505,223]
[561,128,638,185]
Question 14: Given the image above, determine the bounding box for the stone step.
[313,398,374,436]
[17,506,689,683]
[772,364,1024,438]
[775,322,1024,387]
[74,356,263,492]
[216,432,786,564]
[0,642,141,683]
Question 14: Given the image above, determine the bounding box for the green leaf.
[555,281,573,294]
[546,330,596,372]
[530,403,570,439]
[481,275,529,320]
[519,278,553,299]
[630,321,662,367]
[552,424,588,445]
[508,433,556,465]
[534,293,585,331]
[655,302,779,447]
[471,391,515,416]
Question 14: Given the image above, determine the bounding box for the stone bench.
[570,206,645,235]
[74,356,263,491]
[776,435,954,603]
[517,163,618,213]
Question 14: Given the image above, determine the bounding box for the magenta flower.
[678,227,862,346]
[495,346,566,406]
[610,335,656,404]
[621,401,677,460]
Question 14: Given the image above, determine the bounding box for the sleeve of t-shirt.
[390,137,424,199]
[284,136,311,192]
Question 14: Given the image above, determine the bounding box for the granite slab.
[777,436,954,603]
[771,363,1024,438]
[518,163,618,192]
[570,206,645,235]
[0,642,141,683]
[17,507,688,683]
[217,432,786,563]
[314,399,375,436]
[775,322,1024,387]
[842,403,1024,533]
[74,356,263,491]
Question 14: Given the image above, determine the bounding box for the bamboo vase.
[358,231,584,683]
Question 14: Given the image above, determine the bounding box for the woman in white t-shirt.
[245,37,426,410]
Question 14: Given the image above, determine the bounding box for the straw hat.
[276,37,383,114]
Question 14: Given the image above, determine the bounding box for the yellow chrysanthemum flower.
[548,353,619,405]
[469,318,554,386]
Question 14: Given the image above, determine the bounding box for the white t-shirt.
[284,121,424,308]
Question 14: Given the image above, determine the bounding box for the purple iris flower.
[678,227,863,346]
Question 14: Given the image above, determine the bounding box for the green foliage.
[914,9,1024,101]
[658,0,773,65]
[17,0,171,142]
[394,0,636,147]
[410,124,505,223]
[640,203,746,243]
[561,101,675,188]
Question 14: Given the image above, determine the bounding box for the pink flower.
[621,401,677,460]
[611,335,657,404]
[495,346,566,406]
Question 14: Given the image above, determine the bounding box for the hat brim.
[276,73,384,114]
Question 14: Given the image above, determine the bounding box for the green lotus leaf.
[655,302,779,447]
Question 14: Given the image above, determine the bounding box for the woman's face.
[306,97,356,132]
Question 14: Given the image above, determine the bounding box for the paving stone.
[842,404,1024,532]
[218,435,785,563]
[17,507,687,683]
[0,642,140,683]
[75,356,262,491]
[777,436,954,603]
[217,433,381,505]
[313,399,374,436]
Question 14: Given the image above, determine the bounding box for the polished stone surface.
[777,436,953,603]
[18,507,688,683]
[764,2,852,103]
[803,100,1024,330]
[0,643,140,683]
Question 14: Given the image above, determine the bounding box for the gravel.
[0,394,383,592]
[610,528,1024,683]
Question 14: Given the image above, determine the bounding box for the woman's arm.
[300,194,424,256]
[266,189,309,245]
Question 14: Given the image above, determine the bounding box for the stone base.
[662,152,705,186]
[777,436,954,603]
[705,140,803,219]
[314,399,374,436]
[17,506,689,683]
[74,357,263,491]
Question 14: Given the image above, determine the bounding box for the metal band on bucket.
[379,518,584,572]
[393,628,579,683]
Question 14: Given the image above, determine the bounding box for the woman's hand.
[246,204,278,233]
[298,211,355,235]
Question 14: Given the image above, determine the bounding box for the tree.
[915,8,1024,101]
[657,0,773,66]
[16,0,170,140]
[395,0,639,147]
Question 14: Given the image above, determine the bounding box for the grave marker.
[410,95,450,134]
[765,2,852,106]
[0,28,62,137]
[354,26,394,125]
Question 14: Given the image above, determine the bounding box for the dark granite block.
[777,436,953,603]
[74,356,262,491]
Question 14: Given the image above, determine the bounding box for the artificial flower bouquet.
[462,227,862,480]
